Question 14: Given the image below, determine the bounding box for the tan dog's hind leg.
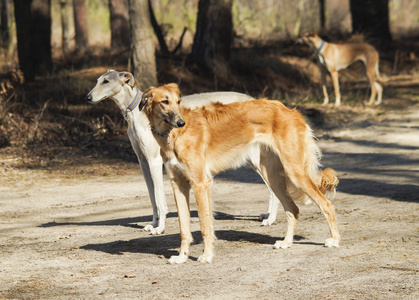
[366,68,378,106]
[276,144,340,247]
[330,71,341,106]
[374,82,383,105]
[168,171,193,264]
[297,176,340,247]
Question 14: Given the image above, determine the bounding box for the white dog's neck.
[111,85,143,121]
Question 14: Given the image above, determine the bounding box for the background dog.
[300,32,385,106]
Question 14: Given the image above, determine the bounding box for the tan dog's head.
[298,31,320,45]
[140,83,185,129]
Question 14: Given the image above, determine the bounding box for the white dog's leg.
[260,186,279,226]
[130,131,167,234]
[147,156,168,235]
[138,160,160,232]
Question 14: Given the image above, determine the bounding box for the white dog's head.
[85,70,135,103]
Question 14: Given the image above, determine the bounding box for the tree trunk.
[73,0,88,50]
[128,0,158,89]
[148,0,169,55]
[60,0,70,51]
[109,0,129,50]
[14,0,52,81]
[0,0,10,49]
[319,0,325,31]
[350,0,392,46]
[191,0,233,79]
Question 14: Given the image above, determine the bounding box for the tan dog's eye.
[177,100,181,105]
[162,100,169,105]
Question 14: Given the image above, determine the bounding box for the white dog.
[86,70,279,234]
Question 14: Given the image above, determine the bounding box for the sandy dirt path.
[1,105,418,299]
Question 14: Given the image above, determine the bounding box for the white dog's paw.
[261,218,273,226]
[168,254,188,264]
[259,213,269,221]
[197,254,213,264]
[325,238,340,248]
[274,240,292,249]
[144,223,165,235]
[143,224,153,232]
[149,226,165,235]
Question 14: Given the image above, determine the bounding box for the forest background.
[0,0,418,176]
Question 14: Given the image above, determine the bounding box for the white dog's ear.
[139,86,154,111]
[119,72,135,87]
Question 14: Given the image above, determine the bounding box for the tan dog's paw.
[168,254,188,264]
[325,238,340,248]
[274,240,292,249]
[197,254,213,264]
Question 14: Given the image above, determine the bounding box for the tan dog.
[140,83,340,264]
[300,32,384,106]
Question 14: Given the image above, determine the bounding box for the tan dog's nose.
[177,119,185,127]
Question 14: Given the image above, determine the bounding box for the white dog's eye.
[103,79,109,84]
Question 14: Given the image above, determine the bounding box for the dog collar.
[318,40,325,52]
[151,127,171,144]
[122,88,142,120]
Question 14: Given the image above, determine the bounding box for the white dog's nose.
[85,93,93,102]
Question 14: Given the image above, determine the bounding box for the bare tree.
[350,0,392,46]
[0,0,9,49]
[73,0,88,50]
[60,0,70,51]
[14,0,52,81]
[191,0,233,79]
[109,0,129,50]
[128,0,158,89]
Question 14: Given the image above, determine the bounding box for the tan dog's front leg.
[168,172,193,264]
[194,179,215,263]
[331,71,341,106]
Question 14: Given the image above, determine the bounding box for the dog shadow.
[79,230,311,260]
[40,210,261,230]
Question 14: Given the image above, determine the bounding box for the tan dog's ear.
[165,83,181,98]
[139,86,155,111]
[119,71,135,87]
[165,83,178,89]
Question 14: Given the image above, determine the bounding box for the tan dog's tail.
[375,62,389,83]
[318,167,339,197]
